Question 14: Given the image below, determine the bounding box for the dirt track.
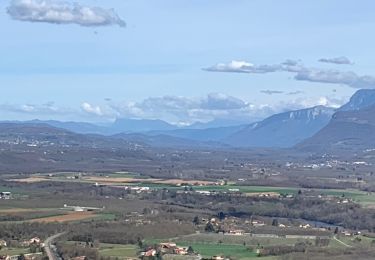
[29,211,95,223]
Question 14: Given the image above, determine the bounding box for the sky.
[1,0,375,125]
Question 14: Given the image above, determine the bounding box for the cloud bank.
[80,93,345,125]
[204,59,375,89]
[0,93,346,125]
[7,0,126,27]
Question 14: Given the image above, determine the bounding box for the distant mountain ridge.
[295,89,375,153]
[4,89,375,149]
[339,89,375,111]
[224,106,335,148]
[297,104,375,152]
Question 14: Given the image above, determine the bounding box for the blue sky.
[1,0,375,124]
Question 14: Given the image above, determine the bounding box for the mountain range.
[2,88,375,150]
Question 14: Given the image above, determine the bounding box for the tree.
[187,246,194,255]
[193,216,200,226]
[205,222,215,232]
[137,237,143,248]
[334,227,339,234]
[218,212,225,221]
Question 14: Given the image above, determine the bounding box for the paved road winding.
[44,232,66,260]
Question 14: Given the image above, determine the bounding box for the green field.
[146,233,305,260]
[10,171,375,207]
[174,233,312,247]
[0,247,29,256]
[177,243,257,259]
[99,243,138,259]
[93,213,117,221]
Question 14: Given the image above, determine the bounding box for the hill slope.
[339,89,375,112]
[297,105,375,152]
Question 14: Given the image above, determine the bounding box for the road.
[44,232,66,260]
[333,236,353,248]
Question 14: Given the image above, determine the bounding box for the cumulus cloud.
[260,90,284,95]
[81,102,103,116]
[204,59,375,89]
[107,93,266,124]
[318,56,353,65]
[7,0,126,27]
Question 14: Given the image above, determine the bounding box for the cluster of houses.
[141,242,193,258]
[0,237,43,260]
[124,186,151,193]
[0,254,41,260]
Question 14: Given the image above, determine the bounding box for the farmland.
[98,244,138,259]
[28,211,96,223]
[9,171,375,208]
[2,149,375,260]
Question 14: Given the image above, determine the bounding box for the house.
[142,249,156,257]
[0,192,11,200]
[228,229,244,236]
[251,220,265,227]
[0,240,7,247]
[299,224,311,229]
[22,237,42,246]
[342,231,352,236]
[159,242,177,253]
[196,191,211,196]
[174,247,188,255]
[71,257,87,260]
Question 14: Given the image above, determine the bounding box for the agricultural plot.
[174,233,313,247]
[99,243,138,259]
[28,211,96,223]
[0,247,29,256]
[329,235,375,248]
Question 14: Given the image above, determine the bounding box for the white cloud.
[0,94,346,125]
[200,93,248,110]
[0,102,72,115]
[7,0,126,27]
[204,60,280,74]
[81,102,103,116]
[105,93,345,125]
[318,56,353,65]
[204,59,375,89]
[295,69,375,89]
